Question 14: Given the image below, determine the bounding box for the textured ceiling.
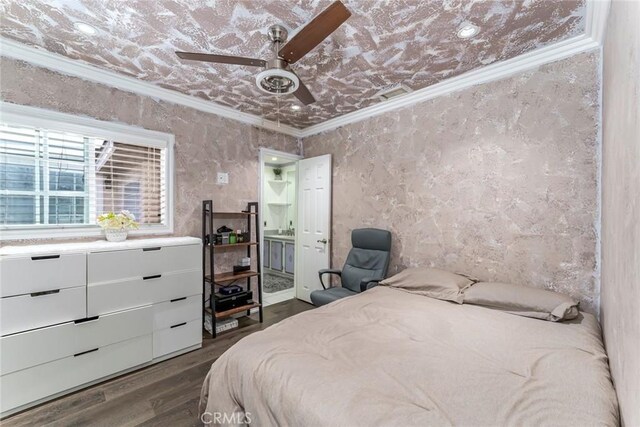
[1,0,586,129]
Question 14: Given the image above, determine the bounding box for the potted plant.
[273,167,283,181]
[97,210,139,242]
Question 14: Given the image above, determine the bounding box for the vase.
[105,229,128,242]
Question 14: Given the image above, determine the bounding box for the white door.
[295,154,332,303]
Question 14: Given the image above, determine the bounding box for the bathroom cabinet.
[270,240,283,271]
[285,242,295,274]
[264,237,294,276]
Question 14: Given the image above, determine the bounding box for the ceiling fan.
[175,0,351,106]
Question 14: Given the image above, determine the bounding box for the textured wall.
[304,51,600,313]
[0,57,299,245]
[600,1,640,425]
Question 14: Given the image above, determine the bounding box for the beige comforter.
[200,287,618,426]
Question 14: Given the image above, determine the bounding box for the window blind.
[0,123,167,228]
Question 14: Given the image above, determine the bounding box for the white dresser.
[0,237,202,416]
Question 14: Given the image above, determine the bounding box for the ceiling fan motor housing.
[268,25,288,43]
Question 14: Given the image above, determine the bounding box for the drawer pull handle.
[74,316,100,324]
[170,297,187,303]
[143,247,162,252]
[74,348,99,357]
[31,255,61,261]
[170,322,187,329]
[30,289,60,297]
[143,274,162,280]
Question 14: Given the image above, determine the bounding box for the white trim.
[0,102,175,241]
[585,0,611,46]
[0,102,172,148]
[0,0,610,140]
[0,37,303,138]
[258,147,301,304]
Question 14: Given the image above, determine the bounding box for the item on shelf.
[204,314,239,334]
[204,313,238,334]
[220,285,243,295]
[213,233,223,245]
[216,225,233,245]
[273,167,283,181]
[204,312,213,335]
[237,229,244,243]
[233,264,251,273]
[229,232,237,244]
[213,290,253,312]
[240,257,251,266]
[216,318,239,333]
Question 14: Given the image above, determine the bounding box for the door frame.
[258,148,302,306]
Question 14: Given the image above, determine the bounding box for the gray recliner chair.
[310,228,391,307]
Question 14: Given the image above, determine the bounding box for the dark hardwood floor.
[2,298,313,427]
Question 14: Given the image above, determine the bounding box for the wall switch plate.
[217,172,229,185]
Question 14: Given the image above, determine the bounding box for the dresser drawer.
[1,305,152,376]
[87,269,201,316]
[0,286,86,336]
[88,244,200,284]
[0,253,86,297]
[153,294,201,331]
[0,334,152,414]
[153,319,201,359]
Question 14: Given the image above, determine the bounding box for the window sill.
[0,225,174,242]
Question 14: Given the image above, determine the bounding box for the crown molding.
[0,37,303,138]
[585,0,611,45]
[0,0,609,140]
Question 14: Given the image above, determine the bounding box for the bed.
[199,286,619,426]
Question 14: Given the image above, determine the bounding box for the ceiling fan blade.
[293,76,316,105]
[176,51,266,67]
[278,0,351,64]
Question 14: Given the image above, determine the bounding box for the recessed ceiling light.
[290,105,301,111]
[457,23,480,39]
[74,22,97,36]
[271,157,278,161]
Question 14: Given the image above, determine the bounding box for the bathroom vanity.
[264,234,295,275]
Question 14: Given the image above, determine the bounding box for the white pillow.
[380,267,475,304]
[463,282,580,321]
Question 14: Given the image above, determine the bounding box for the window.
[0,103,174,240]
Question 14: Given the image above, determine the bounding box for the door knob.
[317,238,328,244]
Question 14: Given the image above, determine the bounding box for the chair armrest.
[318,269,342,290]
[360,278,383,292]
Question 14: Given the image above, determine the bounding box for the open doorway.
[259,148,301,306]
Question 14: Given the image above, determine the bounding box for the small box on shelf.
[204,313,238,335]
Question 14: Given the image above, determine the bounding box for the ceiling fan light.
[255,69,299,95]
[457,23,480,39]
[73,22,98,36]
